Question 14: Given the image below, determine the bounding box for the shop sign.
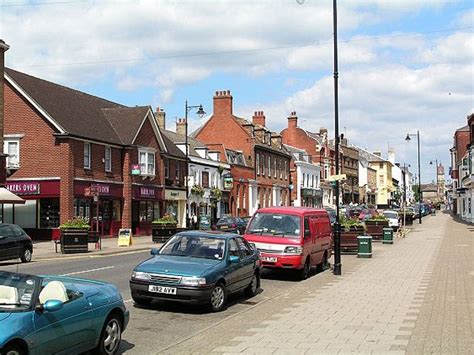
[85,184,110,197]
[6,182,40,195]
[165,190,186,200]
[131,164,141,176]
[140,187,156,198]
[223,174,233,190]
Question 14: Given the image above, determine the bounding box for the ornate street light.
[185,101,206,228]
[405,131,422,224]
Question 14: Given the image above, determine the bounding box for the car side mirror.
[150,248,160,256]
[39,299,64,313]
[0,235,4,239]
[229,255,240,264]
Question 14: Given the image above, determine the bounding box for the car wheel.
[316,253,329,273]
[298,258,310,280]
[20,248,32,263]
[1,343,26,355]
[208,282,227,312]
[95,314,122,355]
[244,271,260,297]
[132,295,152,307]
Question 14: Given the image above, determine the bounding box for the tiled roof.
[158,129,186,159]
[456,125,469,132]
[102,106,150,145]
[353,146,392,165]
[160,129,205,159]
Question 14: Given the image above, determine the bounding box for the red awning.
[0,187,25,204]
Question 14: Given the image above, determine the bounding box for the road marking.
[35,249,150,263]
[60,266,115,276]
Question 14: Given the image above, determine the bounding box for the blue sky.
[1,0,473,183]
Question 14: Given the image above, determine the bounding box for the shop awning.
[0,187,25,204]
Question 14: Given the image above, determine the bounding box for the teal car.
[0,271,129,355]
[130,231,261,312]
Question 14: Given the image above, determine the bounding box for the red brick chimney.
[252,111,266,127]
[0,39,10,187]
[155,106,166,130]
[213,90,233,118]
[287,111,298,130]
[176,118,186,136]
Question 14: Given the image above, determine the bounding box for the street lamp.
[429,159,439,202]
[332,0,342,276]
[405,131,422,224]
[184,101,206,228]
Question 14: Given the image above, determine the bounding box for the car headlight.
[181,276,207,286]
[284,246,303,254]
[131,271,151,281]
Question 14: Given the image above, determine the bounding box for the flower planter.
[365,220,389,240]
[152,223,177,243]
[60,228,89,254]
[339,226,365,253]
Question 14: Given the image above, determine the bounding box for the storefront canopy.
[0,187,25,204]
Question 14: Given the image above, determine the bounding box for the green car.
[130,231,261,312]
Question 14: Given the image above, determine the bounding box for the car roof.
[175,231,239,239]
[256,206,329,216]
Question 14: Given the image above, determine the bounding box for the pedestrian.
[192,213,198,230]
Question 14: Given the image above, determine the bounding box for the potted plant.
[59,217,90,254]
[191,184,204,197]
[210,187,222,201]
[364,213,389,240]
[338,217,366,253]
[151,214,178,243]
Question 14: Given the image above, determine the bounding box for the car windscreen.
[216,217,234,224]
[246,213,301,238]
[383,212,398,219]
[159,235,225,260]
[0,272,37,312]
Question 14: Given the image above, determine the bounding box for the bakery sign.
[6,182,40,195]
[140,187,155,198]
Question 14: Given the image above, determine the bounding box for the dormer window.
[139,149,155,176]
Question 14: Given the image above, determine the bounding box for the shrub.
[60,217,90,230]
[152,213,177,225]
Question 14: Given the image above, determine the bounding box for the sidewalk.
[32,235,159,261]
[161,211,473,354]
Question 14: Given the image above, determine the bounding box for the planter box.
[365,220,389,240]
[152,224,177,243]
[336,226,365,253]
[60,229,89,254]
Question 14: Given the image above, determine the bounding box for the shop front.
[4,179,60,240]
[132,185,163,236]
[74,181,123,237]
[165,189,186,228]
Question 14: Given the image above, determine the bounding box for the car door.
[32,279,94,354]
[307,216,320,266]
[224,238,244,293]
[236,237,256,288]
[0,225,18,260]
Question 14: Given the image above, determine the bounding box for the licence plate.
[262,256,277,262]
[220,225,228,229]
[148,285,177,295]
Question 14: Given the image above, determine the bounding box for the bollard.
[357,235,372,258]
[383,227,393,244]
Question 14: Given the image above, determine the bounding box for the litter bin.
[383,227,393,245]
[357,235,372,258]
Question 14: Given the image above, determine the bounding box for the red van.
[244,207,332,280]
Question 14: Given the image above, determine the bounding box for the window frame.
[84,142,91,169]
[138,149,156,176]
[267,156,271,177]
[256,153,260,175]
[104,146,112,172]
[4,140,20,168]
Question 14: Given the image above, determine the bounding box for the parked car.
[0,271,128,355]
[358,209,377,221]
[383,210,399,230]
[130,231,261,312]
[214,216,247,234]
[244,207,332,280]
[0,224,33,263]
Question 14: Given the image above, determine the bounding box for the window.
[202,171,209,188]
[164,159,169,178]
[228,239,240,258]
[262,154,266,176]
[379,175,384,184]
[139,150,155,176]
[302,173,306,187]
[256,154,260,175]
[279,160,283,179]
[176,162,180,181]
[4,140,19,168]
[237,237,252,257]
[104,146,111,172]
[268,156,271,177]
[274,157,277,178]
[284,160,288,179]
[84,142,91,169]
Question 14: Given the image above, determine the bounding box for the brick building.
[340,135,359,204]
[193,91,291,216]
[2,68,176,239]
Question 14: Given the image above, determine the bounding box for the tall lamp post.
[184,101,206,228]
[430,159,439,202]
[332,0,342,276]
[405,131,422,224]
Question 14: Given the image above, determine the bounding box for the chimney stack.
[388,147,395,164]
[0,39,10,187]
[213,90,233,118]
[287,111,298,129]
[155,107,166,130]
[252,111,266,127]
[176,118,187,136]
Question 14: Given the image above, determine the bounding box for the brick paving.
[162,212,473,354]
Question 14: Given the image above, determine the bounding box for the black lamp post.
[332,0,342,276]
[405,130,422,224]
[430,159,439,201]
[184,101,206,228]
